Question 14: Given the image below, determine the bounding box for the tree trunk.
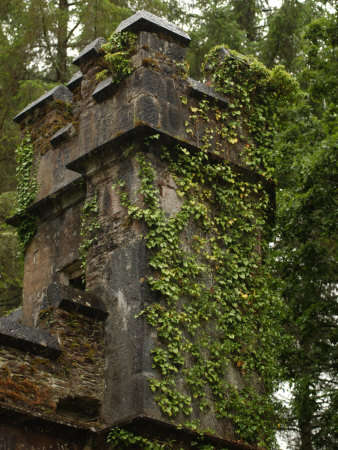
[232,0,257,42]
[56,0,69,83]
[296,375,314,449]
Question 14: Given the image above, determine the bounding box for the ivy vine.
[79,191,100,277]
[107,47,299,449]
[14,133,39,252]
[108,428,176,450]
[202,45,300,179]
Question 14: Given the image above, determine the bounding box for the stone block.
[160,103,186,137]
[0,317,61,359]
[50,123,75,148]
[187,77,228,107]
[66,70,83,91]
[92,77,116,102]
[135,94,160,127]
[13,85,73,123]
[166,78,180,105]
[115,10,191,47]
[161,185,182,216]
[72,37,106,66]
[136,31,186,62]
[136,68,166,101]
[163,40,186,61]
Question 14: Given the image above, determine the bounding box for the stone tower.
[1,11,276,449]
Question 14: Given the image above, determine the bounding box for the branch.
[66,19,81,42]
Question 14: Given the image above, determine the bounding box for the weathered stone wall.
[1,10,273,449]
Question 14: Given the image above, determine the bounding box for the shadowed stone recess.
[72,37,106,66]
[43,283,108,320]
[50,124,75,148]
[187,77,229,106]
[67,70,83,91]
[115,10,191,47]
[13,85,73,123]
[0,317,61,359]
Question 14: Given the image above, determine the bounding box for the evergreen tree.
[187,1,267,78]
[261,0,321,71]
[274,10,338,448]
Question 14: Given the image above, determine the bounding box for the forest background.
[0,1,336,449]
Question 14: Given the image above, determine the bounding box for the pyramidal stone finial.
[72,37,106,66]
[13,85,73,123]
[67,70,83,91]
[115,10,191,47]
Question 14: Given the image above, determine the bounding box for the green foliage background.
[0,1,336,448]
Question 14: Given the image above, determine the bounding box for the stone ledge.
[106,416,255,450]
[13,85,73,124]
[0,317,61,360]
[0,401,104,433]
[50,123,75,148]
[44,283,108,321]
[115,10,191,47]
[187,77,229,106]
[67,71,83,91]
[6,177,84,228]
[72,37,106,66]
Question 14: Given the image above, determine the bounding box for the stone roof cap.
[187,77,229,106]
[66,70,83,90]
[72,37,106,66]
[50,123,75,148]
[13,85,72,123]
[0,316,61,359]
[115,10,191,47]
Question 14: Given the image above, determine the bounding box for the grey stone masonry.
[2,307,22,322]
[50,123,75,148]
[115,10,191,47]
[44,283,108,321]
[66,70,83,91]
[187,77,229,106]
[0,317,61,359]
[13,85,73,123]
[72,37,106,66]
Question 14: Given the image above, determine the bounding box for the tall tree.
[274,10,338,448]
[260,0,321,72]
[186,1,267,78]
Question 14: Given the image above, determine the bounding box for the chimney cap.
[13,85,72,124]
[72,37,106,66]
[115,10,191,47]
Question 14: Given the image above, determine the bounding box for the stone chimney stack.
[1,11,275,449]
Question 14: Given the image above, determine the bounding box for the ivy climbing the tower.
[79,191,100,277]
[14,133,39,252]
[108,47,299,449]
